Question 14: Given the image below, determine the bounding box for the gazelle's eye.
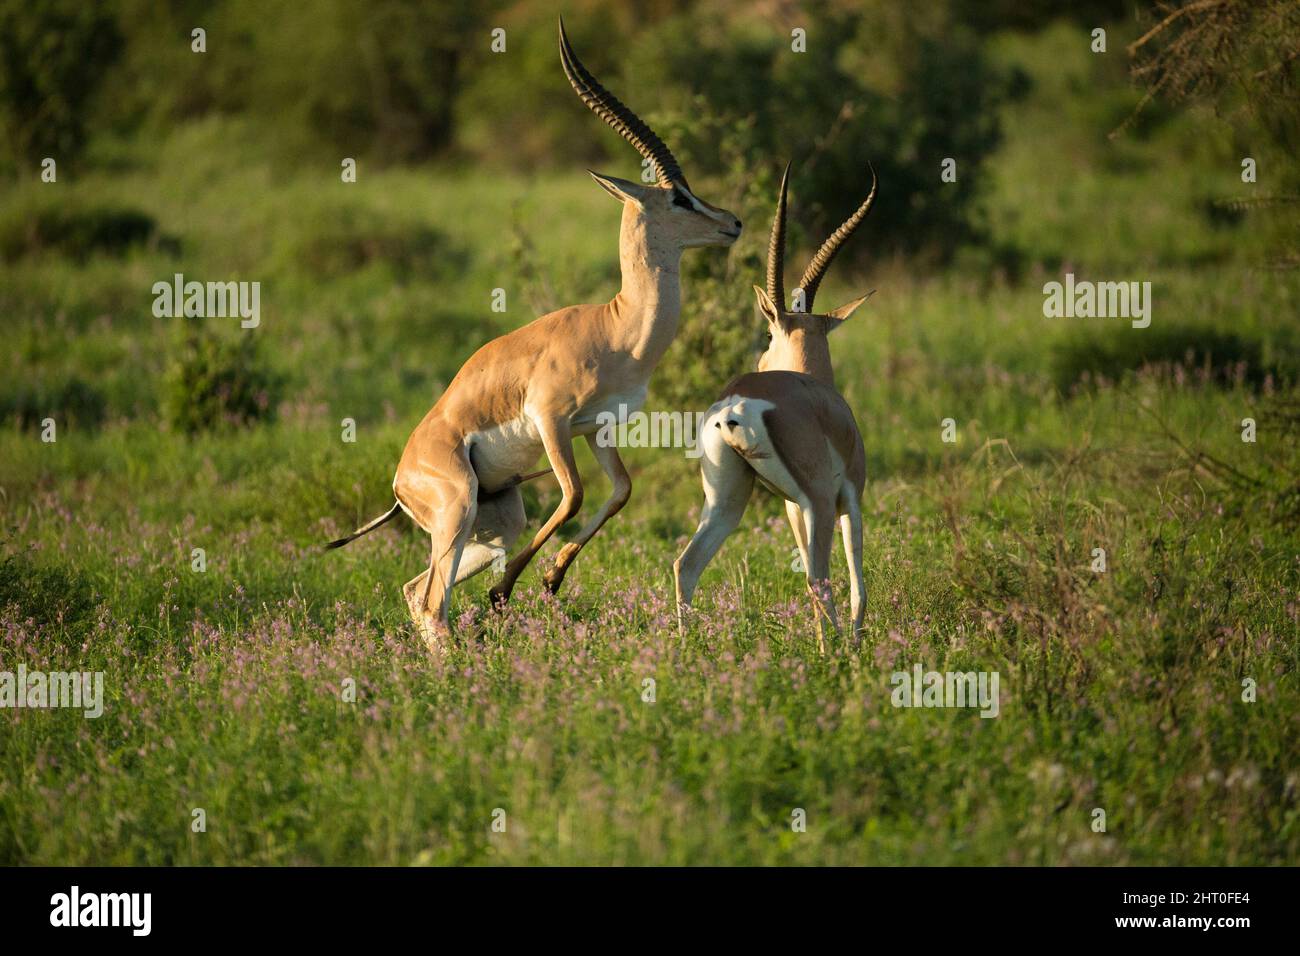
[671,190,693,210]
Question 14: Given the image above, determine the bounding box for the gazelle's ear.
[589,170,650,206]
[826,291,875,326]
[753,285,781,325]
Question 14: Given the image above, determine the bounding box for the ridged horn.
[766,162,791,309]
[797,161,877,311]
[559,16,687,189]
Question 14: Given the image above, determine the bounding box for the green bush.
[5,0,1007,259]
[374,1,1009,260]
[0,200,156,262]
[163,326,281,433]
[0,374,105,431]
[291,215,462,281]
[1051,325,1273,393]
[0,552,95,634]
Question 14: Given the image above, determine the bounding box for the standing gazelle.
[674,162,876,651]
[326,19,741,650]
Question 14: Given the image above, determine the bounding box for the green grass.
[1,25,1297,865]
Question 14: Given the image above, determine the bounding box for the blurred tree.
[103,0,255,125]
[621,1,1008,261]
[457,1,1009,259]
[239,0,499,161]
[951,0,1137,34]
[103,0,504,162]
[1123,0,1300,268]
[0,0,122,167]
[1126,0,1300,156]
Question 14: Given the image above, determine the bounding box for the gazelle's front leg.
[488,416,583,607]
[542,435,632,594]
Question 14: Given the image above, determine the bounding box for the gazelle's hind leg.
[393,439,477,653]
[421,507,475,649]
[458,485,526,584]
[403,517,476,651]
[402,573,428,625]
[838,485,865,638]
[401,484,527,606]
[673,437,754,629]
[803,498,840,654]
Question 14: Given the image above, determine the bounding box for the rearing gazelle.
[326,19,741,650]
[674,162,876,651]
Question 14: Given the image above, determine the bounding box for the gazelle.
[326,19,741,650]
[673,162,876,651]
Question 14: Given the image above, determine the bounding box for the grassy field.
[1,24,1297,865]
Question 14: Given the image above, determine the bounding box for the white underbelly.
[467,385,650,488]
[467,417,543,491]
[570,385,648,437]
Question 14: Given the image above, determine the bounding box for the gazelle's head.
[560,19,741,253]
[754,162,876,385]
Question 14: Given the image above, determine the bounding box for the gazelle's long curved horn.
[559,16,687,189]
[766,162,792,309]
[798,162,877,311]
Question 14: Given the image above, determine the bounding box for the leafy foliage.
[0,374,105,432]
[1051,324,1272,393]
[0,198,155,262]
[0,552,95,633]
[163,326,281,434]
[0,0,121,166]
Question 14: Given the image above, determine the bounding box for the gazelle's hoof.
[542,543,580,594]
[674,600,697,636]
[541,565,568,594]
[419,626,450,657]
[487,584,513,611]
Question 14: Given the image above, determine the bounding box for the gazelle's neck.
[764,330,836,388]
[786,350,835,388]
[611,209,683,364]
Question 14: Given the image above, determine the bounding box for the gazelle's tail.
[324,501,404,550]
[714,399,771,460]
[503,468,552,487]
[324,469,551,551]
